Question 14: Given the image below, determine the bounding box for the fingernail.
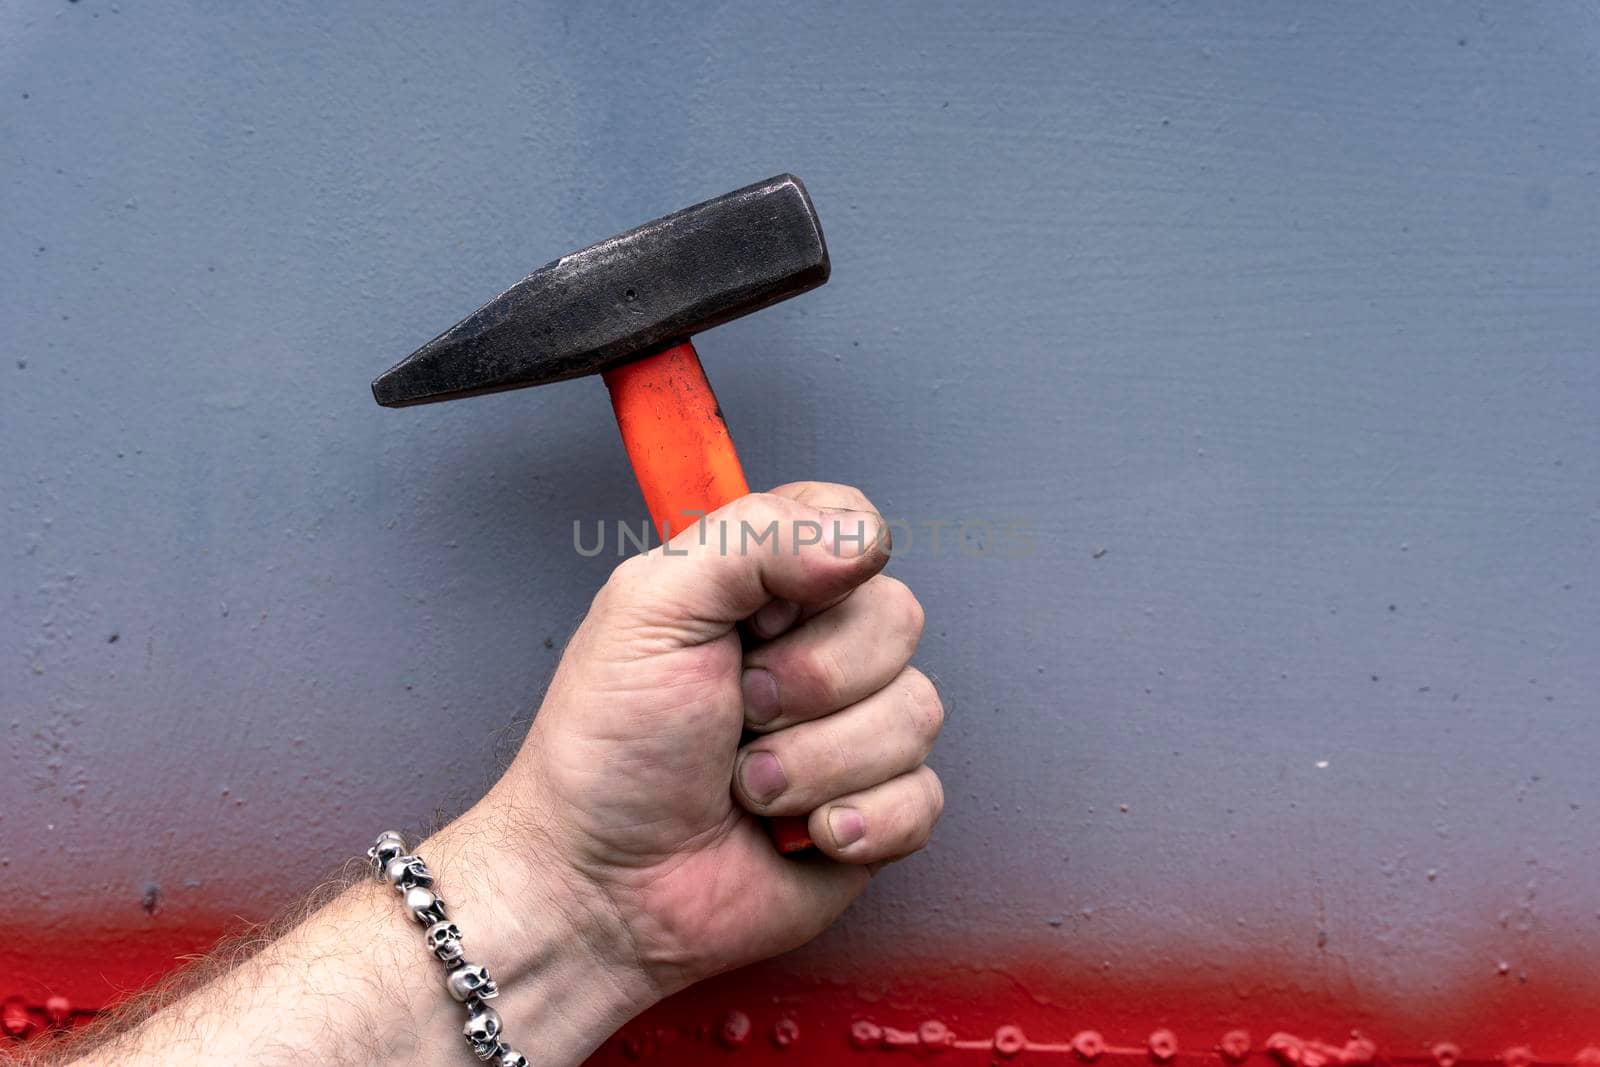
[828,806,866,849]
[822,509,882,559]
[740,751,788,805]
[742,668,781,725]
[752,598,800,638]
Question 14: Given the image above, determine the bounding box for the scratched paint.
[4,0,1599,1058]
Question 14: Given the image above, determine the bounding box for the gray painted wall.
[5,0,1598,1047]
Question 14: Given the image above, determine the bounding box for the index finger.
[746,482,891,639]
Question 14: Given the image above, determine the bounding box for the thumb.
[600,492,890,644]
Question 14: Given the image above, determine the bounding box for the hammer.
[372,175,831,853]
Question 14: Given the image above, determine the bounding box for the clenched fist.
[479,481,944,998]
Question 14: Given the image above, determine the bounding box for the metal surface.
[372,174,829,407]
[4,1,1599,1060]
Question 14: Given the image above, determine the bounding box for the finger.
[808,765,945,864]
[734,667,943,816]
[742,575,924,730]
[746,482,884,640]
[599,492,890,646]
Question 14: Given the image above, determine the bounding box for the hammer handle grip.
[602,340,814,855]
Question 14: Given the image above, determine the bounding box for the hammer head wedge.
[371,174,829,407]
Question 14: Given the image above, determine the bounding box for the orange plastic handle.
[602,340,814,854]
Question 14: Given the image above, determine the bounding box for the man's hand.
[53,483,940,1067]
[482,482,944,998]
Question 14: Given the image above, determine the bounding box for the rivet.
[919,1019,954,1050]
[717,1010,750,1049]
[1149,1029,1179,1062]
[1501,1046,1534,1067]
[619,1033,655,1061]
[1073,1030,1106,1061]
[850,1020,884,1050]
[1267,1032,1306,1067]
[1340,1035,1377,1066]
[1432,1043,1462,1067]
[771,1016,800,1049]
[1,997,35,1038]
[1220,1030,1253,1064]
[994,1025,1027,1059]
[44,995,71,1028]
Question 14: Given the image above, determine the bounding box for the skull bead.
[367,831,406,873]
[447,962,499,1002]
[497,1049,529,1067]
[404,885,447,926]
[384,854,434,891]
[463,1003,502,1061]
[425,920,464,963]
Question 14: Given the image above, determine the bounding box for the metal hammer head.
[371,174,829,407]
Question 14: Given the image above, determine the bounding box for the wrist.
[418,795,659,1054]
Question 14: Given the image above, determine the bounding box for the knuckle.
[803,643,855,706]
[923,768,946,820]
[899,771,941,850]
[729,491,786,532]
[877,576,925,641]
[898,802,933,851]
[604,553,654,601]
[817,723,855,791]
[900,668,944,743]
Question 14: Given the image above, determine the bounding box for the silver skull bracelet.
[366,831,527,1066]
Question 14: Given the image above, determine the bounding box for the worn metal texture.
[372,174,830,406]
[4,0,1598,1060]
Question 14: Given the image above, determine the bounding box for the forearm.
[58,807,654,1067]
